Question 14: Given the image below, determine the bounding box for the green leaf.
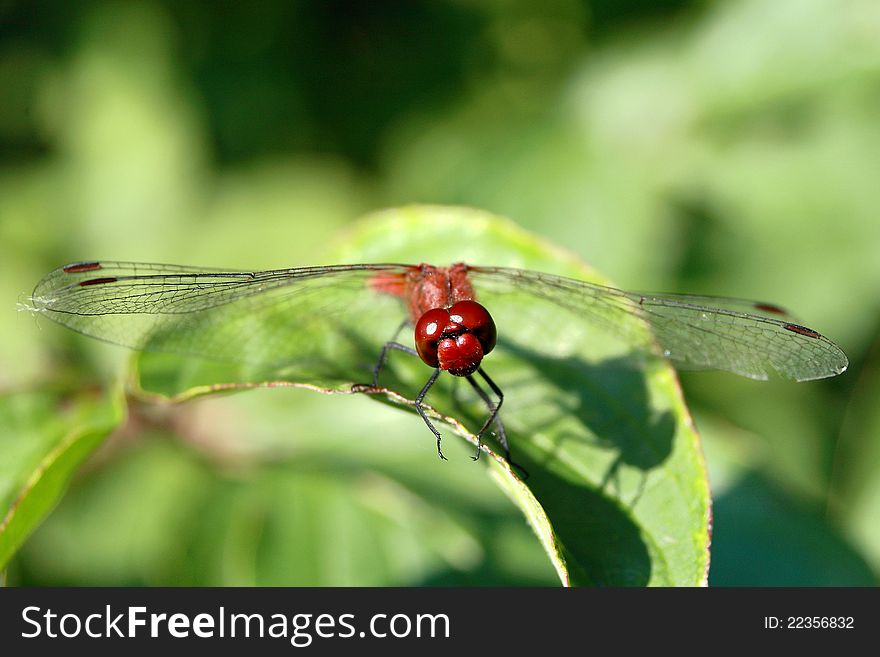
[15,393,558,586]
[132,205,711,586]
[0,385,125,570]
[187,466,488,587]
[13,438,213,585]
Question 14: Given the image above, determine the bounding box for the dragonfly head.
[414,300,497,376]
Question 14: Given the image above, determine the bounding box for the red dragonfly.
[30,261,848,465]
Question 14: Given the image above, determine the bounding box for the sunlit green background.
[2,0,879,585]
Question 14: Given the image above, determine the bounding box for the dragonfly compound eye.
[414,307,451,368]
[414,301,497,376]
[448,300,496,355]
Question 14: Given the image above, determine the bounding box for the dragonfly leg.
[473,368,528,479]
[464,374,503,461]
[415,368,446,461]
[370,320,413,387]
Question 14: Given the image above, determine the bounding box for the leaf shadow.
[490,342,680,586]
[352,336,681,586]
[500,341,677,485]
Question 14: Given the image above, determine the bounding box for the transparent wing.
[468,266,847,382]
[31,261,414,385]
[31,261,848,386]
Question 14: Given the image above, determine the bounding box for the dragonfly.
[30,261,848,467]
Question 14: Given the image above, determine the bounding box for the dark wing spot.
[754,302,787,315]
[63,262,102,273]
[783,323,821,339]
[78,277,118,287]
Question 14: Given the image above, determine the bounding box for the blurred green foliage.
[1,0,878,585]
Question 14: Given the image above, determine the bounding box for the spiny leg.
[415,368,445,460]
[363,321,447,461]
[476,368,504,439]
[475,368,528,479]
[370,319,413,387]
[464,374,505,462]
[370,341,418,388]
